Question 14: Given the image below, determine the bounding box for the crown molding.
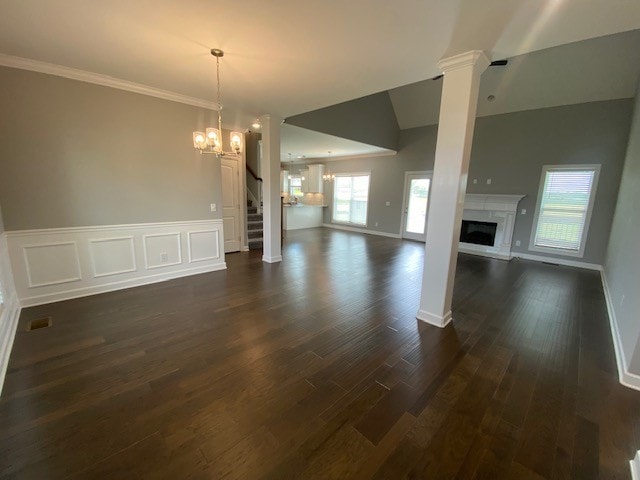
[279,149,397,164]
[437,50,490,74]
[0,53,218,111]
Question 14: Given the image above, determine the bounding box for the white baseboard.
[322,223,401,239]
[631,451,640,480]
[601,271,640,391]
[262,255,282,263]
[416,309,452,328]
[513,252,602,271]
[458,246,511,261]
[19,263,226,307]
[0,294,21,397]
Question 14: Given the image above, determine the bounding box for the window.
[332,173,370,226]
[530,165,600,257]
[289,175,303,198]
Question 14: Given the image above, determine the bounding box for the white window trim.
[529,164,600,258]
[331,171,372,227]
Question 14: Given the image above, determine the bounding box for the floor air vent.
[28,317,52,331]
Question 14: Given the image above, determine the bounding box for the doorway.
[401,171,432,242]
[221,157,241,253]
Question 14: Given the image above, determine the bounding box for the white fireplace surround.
[458,194,525,260]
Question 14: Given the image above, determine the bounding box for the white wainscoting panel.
[188,230,220,263]
[23,242,81,287]
[89,237,136,278]
[6,220,226,307]
[143,233,182,269]
[0,232,21,396]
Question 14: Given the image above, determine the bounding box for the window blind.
[533,169,596,251]
[332,175,370,225]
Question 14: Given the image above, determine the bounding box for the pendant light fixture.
[323,151,336,181]
[192,49,243,156]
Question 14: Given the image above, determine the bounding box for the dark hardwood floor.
[1,228,639,479]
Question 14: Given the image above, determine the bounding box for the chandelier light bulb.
[230,131,243,153]
[193,132,206,150]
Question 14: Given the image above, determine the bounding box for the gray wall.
[0,67,224,231]
[604,89,640,375]
[286,91,400,151]
[323,99,632,265]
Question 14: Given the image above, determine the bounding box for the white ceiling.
[390,29,640,129]
[1,0,639,131]
[280,124,393,162]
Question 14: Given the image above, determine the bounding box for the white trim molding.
[601,271,640,391]
[513,252,602,271]
[262,255,283,263]
[322,223,401,239]
[6,220,226,307]
[0,232,21,397]
[416,309,452,328]
[0,53,218,111]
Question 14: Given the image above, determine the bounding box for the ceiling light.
[251,120,261,129]
[193,49,243,156]
[323,151,336,181]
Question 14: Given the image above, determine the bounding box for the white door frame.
[400,170,433,241]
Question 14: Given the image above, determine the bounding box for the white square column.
[417,51,490,327]
[259,114,283,263]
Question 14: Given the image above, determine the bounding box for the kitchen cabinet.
[280,170,289,194]
[300,169,309,193]
[306,164,325,193]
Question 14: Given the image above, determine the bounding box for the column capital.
[437,50,490,75]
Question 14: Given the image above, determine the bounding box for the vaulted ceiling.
[1,0,639,131]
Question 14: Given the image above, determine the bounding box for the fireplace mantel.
[464,194,525,212]
[459,194,526,260]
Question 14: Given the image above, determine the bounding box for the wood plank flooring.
[0,227,639,479]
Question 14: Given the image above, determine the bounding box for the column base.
[262,255,283,263]
[416,309,452,328]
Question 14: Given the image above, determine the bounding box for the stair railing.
[246,164,263,214]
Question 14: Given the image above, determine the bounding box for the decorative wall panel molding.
[187,230,221,263]
[6,220,226,307]
[23,241,81,287]
[89,237,136,278]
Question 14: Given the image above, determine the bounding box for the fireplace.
[458,194,525,260]
[460,220,497,246]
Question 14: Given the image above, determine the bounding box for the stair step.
[248,221,263,231]
[248,239,263,250]
[248,213,263,222]
[247,206,258,214]
[248,230,263,239]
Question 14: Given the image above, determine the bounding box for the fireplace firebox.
[460,220,497,246]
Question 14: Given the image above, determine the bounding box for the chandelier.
[323,151,336,181]
[192,49,243,156]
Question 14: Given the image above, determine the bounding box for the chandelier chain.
[216,55,223,138]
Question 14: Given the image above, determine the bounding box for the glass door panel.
[402,173,431,241]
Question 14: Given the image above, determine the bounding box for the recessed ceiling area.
[280,124,394,163]
[0,1,639,130]
[389,29,640,129]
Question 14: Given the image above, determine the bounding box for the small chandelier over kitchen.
[192,49,243,156]
[323,151,336,181]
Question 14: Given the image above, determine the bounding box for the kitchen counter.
[283,204,325,230]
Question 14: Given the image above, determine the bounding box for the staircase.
[247,203,263,250]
